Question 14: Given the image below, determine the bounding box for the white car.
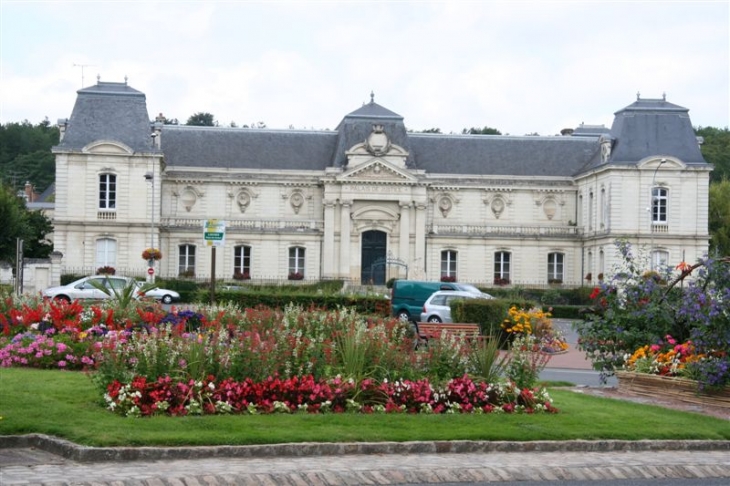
[419,290,493,323]
[43,276,180,304]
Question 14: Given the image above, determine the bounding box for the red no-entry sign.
[147,267,154,276]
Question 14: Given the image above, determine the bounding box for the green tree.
[420,128,442,134]
[696,126,730,183]
[461,126,502,135]
[185,112,216,127]
[709,179,730,257]
[0,183,54,263]
[0,119,59,192]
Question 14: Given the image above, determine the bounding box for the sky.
[1,0,729,136]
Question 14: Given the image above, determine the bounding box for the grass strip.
[1,368,728,447]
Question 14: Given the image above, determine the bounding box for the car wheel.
[397,310,410,322]
[427,316,442,323]
[54,295,71,303]
[161,294,173,304]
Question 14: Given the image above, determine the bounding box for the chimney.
[24,182,35,202]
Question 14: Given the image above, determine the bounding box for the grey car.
[42,276,136,302]
[419,290,493,323]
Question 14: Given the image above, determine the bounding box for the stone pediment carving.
[337,159,417,184]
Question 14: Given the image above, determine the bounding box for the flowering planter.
[616,371,730,410]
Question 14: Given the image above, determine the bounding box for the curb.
[2,434,729,463]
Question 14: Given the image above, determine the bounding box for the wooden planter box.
[616,371,730,409]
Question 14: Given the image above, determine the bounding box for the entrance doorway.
[361,230,387,285]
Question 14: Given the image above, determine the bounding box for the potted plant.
[288,272,304,280]
[440,275,456,282]
[142,248,162,261]
[585,272,592,281]
[96,266,116,275]
[233,271,251,280]
[493,277,510,286]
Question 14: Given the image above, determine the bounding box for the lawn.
[1,368,728,447]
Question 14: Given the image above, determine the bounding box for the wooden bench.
[416,322,483,346]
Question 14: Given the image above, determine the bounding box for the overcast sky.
[1,0,728,136]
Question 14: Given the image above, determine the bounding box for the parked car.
[43,275,137,302]
[419,290,493,323]
[43,276,180,304]
[390,279,487,322]
[135,282,180,304]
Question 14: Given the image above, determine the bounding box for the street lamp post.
[144,171,155,283]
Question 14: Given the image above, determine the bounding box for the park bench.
[416,322,486,348]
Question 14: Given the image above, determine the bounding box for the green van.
[390,280,486,322]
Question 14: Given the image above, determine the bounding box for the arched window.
[234,245,252,279]
[289,246,305,278]
[652,187,668,224]
[494,251,511,285]
[548,252,564,283]
[652,250,669,271]
[440,250,457,281]
[99,173,116,209]
[95,238,117,267]
[179,244,196,276]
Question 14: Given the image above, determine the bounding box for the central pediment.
[337,158,418,184]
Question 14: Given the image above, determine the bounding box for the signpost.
[203,220,226,304]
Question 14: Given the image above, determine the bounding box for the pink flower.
[56,343,67,353]
[58,360,66,368]
[665,335,677,345]
[650,344,661,352]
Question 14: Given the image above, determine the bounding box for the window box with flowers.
[96,266,116,275]
[142,248,162,261]
[288,272,304,281]
[179,269,195,278]
[493,277,510,286]
[233,271,251,280]
[440,275,456,282]
[548,279,563,285]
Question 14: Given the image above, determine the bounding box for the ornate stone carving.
[290,191,305,214]
[491,196,506,219]
[438,196,453,217]
[543,198,558,220]
[365,124,391,156]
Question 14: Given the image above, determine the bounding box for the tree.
[185,112,216,127]
[0,119,59,192]
[461,126,502,135]
[420,128,442,134]
[709,179,730,257]
[0,183,54,264]
[696,126,730,183]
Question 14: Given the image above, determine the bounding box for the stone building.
[51,80,711,286]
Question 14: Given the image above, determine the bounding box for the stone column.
[414,203,427,274]
[339,200,352,279]
[399,201,411,278]
[322,199,336,277]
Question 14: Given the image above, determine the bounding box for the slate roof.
[161,126,336,170]
[55,81,157,153]
[409,134,599,177]
[578,97,708,173]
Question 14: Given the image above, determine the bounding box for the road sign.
[203,219,226,247]
[147,267,154,276]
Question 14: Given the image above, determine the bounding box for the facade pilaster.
[399,201,411,278]
[322,199,336,277]
[414,202,427,273]
[339,200,352,279]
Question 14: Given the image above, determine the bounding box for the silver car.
[42,276,136,302]
[135,282,180,304]
[419,290,493,323]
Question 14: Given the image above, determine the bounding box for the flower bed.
[105,374,557,417]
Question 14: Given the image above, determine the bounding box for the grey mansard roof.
[161,126,337,170]
[55,81,157,154]
[56,81,708,178]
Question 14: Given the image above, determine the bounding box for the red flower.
[589,287,601,300]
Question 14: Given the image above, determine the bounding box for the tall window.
[99,173,116,210]
[234,245,251,278]
[289,246,305,278]
[95,238,117,267]
[494,251,511,284]
[652,250,669,271]
[179,244,196,276]
[440,250,457,280]
[548,252,564,283]
[652,187,668,224]
[588,191,594,230]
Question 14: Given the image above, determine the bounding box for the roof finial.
[124,75,128,85]
[636,91,640,100]
[370,91,374,104]
[97,74,101,83]
[662,92,666,101]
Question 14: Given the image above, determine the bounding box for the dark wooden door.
[360,230,387,285]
